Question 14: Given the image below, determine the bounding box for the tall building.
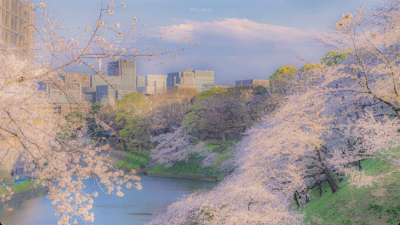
[0,0,34,49]
[194,69,214,92]
[62,72,93,104]
[44,72,93,115]
[235,79,269,88]
[107,60,136,88]
[137,74,167,94]
[47,82,83,115]
[167,69,214,92]
[91,60,137,105]
[64,72,90,88]
[95,85,116,106]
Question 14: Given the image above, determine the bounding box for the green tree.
[320,49,351,66]
[196,86,230,102]
[115,92,150,115]
[117,115,151,152]
[269,66,298,95]
[114,92,153,151]
[183,87,230,132]
[254,85,268,95]
[59,111,85,140]
[86,103,115,141]
[300,63,321,72]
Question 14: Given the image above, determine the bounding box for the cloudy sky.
[33,0,380,86]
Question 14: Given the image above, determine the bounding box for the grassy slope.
[147,154,225,180]
[114,150,150,169]
[303,158,400,225]
[147,139,240,180]
[0,180,38,195]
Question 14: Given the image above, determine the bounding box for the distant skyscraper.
[107,60,137,89]
[194,69,214,92]
[91,60,137,105]
[167,69,214,92]
[62,72,93,103]
[45,71,93,115]
[95,85,116,106]
[0,0,34,50]
[137,74,167,94]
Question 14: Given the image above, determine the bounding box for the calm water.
[0,176,216,225]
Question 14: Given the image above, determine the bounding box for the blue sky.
[32,0,380,86]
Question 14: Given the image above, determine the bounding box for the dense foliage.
[269,65,298,95]
[149,2,400,224]
[183,85,274,141]
[0,1,196,224]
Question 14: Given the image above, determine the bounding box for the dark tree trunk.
[317,183,322,199]
[356,160,362,171]
[294,192,300,209]
[324,168,339,193]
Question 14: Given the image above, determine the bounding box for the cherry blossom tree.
[0,1,196,224]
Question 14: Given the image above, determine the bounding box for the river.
[0,176,217,225]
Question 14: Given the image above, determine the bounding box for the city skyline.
[29,0,380,87]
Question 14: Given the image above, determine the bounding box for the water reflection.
[0,176,216,225]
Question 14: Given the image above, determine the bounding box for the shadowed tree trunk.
[294,191,300,209]
[317,183,322,199]
[356,160,362,171]
[324,168,339,193]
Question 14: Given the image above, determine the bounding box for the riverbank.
[146,173,218,181]
[0,181,48,202]
[106,139,241,182]
[4,186,48,202]
[0,176,217,225]
[146,155,225,181]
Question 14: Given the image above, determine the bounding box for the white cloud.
[161,18,319,43]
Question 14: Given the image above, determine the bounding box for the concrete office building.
[42,72,93,115]
[167,69,214,92]
[62,72,94,103]
[91,60,137,105]
[107,60,136,88]
[95,85,116,106]
[47,82,83,115]
[64,72,91,88]
[0,0,34,49]
[235,79,270,88]
[137,74,167,95]
[194,69,214,92]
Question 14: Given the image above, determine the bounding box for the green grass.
[147,153,225,180]
[0,180,38,195]
[115,150,150,169]
[204,139,240,151]
[148,139,240,180]
[303,158,400,225]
